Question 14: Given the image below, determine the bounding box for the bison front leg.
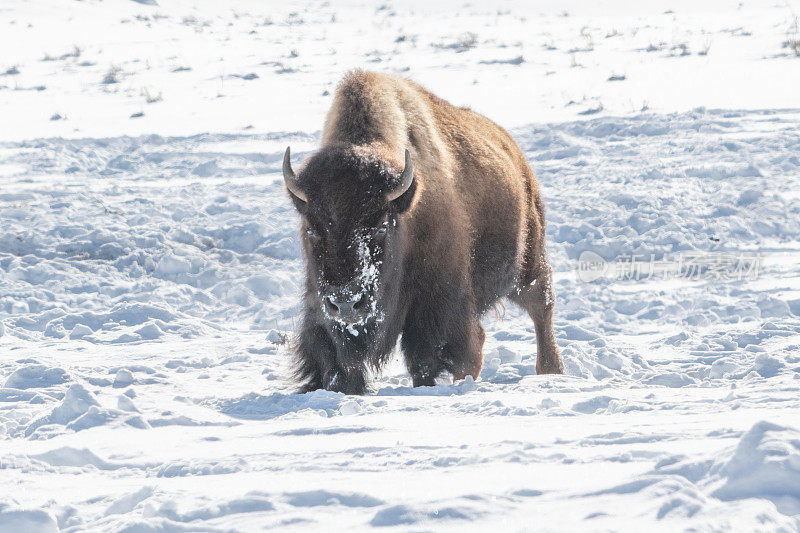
[446,318,485,382]
[401,307,484,387]
[294,320,336,393]
[399,322,440,387]
[294,320,368,394]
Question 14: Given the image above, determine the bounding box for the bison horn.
[386,149,414,202]
[283,147,307,202]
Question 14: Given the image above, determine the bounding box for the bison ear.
[387,149,417,214]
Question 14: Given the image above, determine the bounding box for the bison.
[282,70,562,394]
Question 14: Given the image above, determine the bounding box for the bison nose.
[325,293,365,321]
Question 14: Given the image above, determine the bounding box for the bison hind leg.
[508,264,563,375]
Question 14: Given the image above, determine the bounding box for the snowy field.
[2,0,800,531]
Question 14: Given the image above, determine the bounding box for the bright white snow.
[1,0,800,531]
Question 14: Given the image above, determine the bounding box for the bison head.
[283,144,417,330]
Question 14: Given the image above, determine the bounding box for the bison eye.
[373,226,387,240]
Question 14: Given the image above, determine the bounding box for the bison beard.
[283,70,563,394]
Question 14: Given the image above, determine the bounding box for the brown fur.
[287,70,562,394]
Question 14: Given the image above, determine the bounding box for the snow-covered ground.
[2,0,800,531]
